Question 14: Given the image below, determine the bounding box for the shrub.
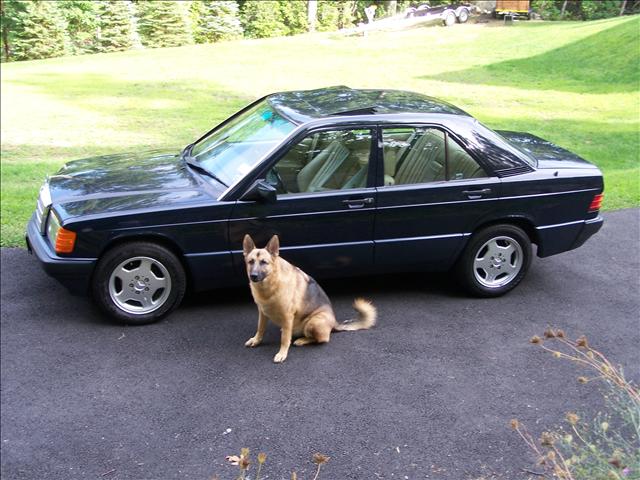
[513,329,640,479]
[218,449,330,479]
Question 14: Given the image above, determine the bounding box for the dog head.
[243,234,280,283]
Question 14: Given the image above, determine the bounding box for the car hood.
[497,131,597,169]
[48,150,226,219]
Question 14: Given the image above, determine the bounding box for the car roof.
[266,86,471,124]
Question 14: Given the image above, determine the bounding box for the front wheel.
[455,225,532,297]
[443,12,456,26]
[457,8,469,23]
[92,242,186,324]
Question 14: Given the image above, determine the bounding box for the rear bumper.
[26,213,96,295]
[536,215,603,257]
[571,215,604,250]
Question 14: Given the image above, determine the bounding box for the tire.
[443,11,456,26]
[92,241,186,325]
[457,8,469,23]
[455,224,532,297]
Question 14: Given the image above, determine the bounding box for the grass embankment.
[1,15,638,246]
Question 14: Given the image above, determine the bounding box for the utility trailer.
[494,0,531,19]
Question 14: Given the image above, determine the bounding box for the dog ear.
[243,234,255,256]
[266,235,280,257]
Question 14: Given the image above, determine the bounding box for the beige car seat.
[296,140,351,192]
[394,130,446,184]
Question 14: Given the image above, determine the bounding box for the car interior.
[268,127,486,195]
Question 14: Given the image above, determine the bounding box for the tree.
[317,0,354,31]
[10,0,67,61]
[137,0,191,48]
[57,0,99,54]
[279,0,308,35]
[194,0,242,43]
[240,1,288,38]
[95,0,133,53]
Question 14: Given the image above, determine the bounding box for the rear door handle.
[342,197,374,209]
[462,188,492,199]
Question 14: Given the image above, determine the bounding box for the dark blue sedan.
[26,87,604,324]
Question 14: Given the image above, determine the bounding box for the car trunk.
[496,130,599,170]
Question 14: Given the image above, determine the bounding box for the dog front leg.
[245,311,267,348]
[273,319,293,363]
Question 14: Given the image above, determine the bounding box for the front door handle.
[342,197,374,209]
[462,188,492,199]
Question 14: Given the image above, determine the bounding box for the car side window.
[266,129,372,195]
[381,127,486,186]
[446,134,487,180]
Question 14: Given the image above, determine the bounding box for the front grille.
[34,183,51,234]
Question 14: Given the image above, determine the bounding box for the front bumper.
[26,213,96,295]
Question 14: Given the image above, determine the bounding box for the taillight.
[588,193,604,213]
[54,227,77,254]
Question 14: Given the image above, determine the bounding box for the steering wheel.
[266,167,287,194]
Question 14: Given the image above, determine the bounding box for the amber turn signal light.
[54,227,77,254]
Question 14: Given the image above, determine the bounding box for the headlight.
[35,182,52,234]
[46,210,61,243]
[46,210,76,254]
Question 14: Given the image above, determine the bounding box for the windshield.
[190,101,296,187]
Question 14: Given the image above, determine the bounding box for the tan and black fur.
[242,234,376,363]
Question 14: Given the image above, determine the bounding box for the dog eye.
[260,260,268,265]
[248,259,255,265]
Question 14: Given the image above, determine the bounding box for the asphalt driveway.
[2,209,639,480]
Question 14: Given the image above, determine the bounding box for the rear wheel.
[457,8,469,23]
[92,242,186,324]
[455,225,532,297]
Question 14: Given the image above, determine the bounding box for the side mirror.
[241,180,277,203]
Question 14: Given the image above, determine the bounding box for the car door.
[228,127,377,280]
[374,125,501,271]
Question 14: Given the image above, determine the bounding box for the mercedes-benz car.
[26,87,604,324]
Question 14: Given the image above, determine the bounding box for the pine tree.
[95,0,133,53]
[137,1,191,48]
[57,0,100,55]
[11,1,68,61]
[194,1,243,44]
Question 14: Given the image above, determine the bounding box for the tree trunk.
[0,0,10,60]
[620,0,628,15]
[307,0,317,32]
[560,0,568,17]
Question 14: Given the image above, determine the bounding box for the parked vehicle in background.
[26,87,604,325]
[405,2,473,26]
[494,0,532,19]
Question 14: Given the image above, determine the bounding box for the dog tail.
[334,298,377,332]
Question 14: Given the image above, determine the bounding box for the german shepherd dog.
[242,234,377,363]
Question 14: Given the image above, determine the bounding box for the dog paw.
[273,352,288,363]
[245,337,261,348]
[293,337,311,346]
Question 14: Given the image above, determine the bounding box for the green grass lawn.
[1,15,639,247]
